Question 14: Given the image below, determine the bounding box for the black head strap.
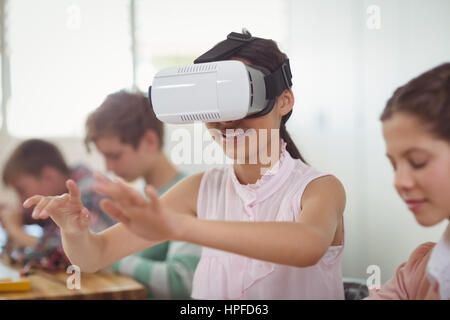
[264,59,292,99]
[195,32,292,96]
[194,32,255,64]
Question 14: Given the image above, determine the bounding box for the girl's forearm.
[177,216,332,268]
[61,230,104,273]
[61,223,164,273]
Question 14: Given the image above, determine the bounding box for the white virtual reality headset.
[148,31,293,124]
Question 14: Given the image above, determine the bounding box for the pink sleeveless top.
[191,141,345,300]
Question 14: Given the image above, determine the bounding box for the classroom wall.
[1,0,450,283]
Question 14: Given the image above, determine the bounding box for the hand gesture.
[94,174,185,242]
[23,180,90,236]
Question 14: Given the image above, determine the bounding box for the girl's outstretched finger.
[32,197,52,219]
[23,195,44,209]
[66,180,81,202]
[100,199,130,225]
[94,172,116,191]
[116,178,147,206]
[94,178,123,202]
[94,171,112,184]
[39,198,61,219]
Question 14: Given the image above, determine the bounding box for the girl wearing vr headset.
[24,33,346,299]
[366,63,450,300]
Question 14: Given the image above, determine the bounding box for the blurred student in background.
[84,90,201,299]
[367,63,450,300]
[0,139,115,269]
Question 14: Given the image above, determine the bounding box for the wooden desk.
[0,265,147,300]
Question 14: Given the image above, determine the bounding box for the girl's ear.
[276,89,294,117]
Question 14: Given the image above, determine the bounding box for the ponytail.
[280,111,307,163]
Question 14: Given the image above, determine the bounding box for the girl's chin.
[413,207,447,227]
[225,153,257,164]
[221,142,257,154]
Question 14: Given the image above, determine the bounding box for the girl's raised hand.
[94,173,185,242]
[23,179,90,236]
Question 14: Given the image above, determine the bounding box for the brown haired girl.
[367,63,450,300]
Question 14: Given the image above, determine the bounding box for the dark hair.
[381,62,450,142]
[2,139,70,186]
[230,38,306,163]
[85,90,164,151]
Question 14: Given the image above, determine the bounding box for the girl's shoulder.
[290,160,345,201]
[301,174,345,197]
[413,242,436,259]
[402,242,436,278]
[289,157,331,183]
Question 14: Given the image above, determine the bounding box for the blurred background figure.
[0,139,115,270]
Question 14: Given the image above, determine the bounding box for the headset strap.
[194,31,292,99]
[264,59,292,99]
[194,32,254,64]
